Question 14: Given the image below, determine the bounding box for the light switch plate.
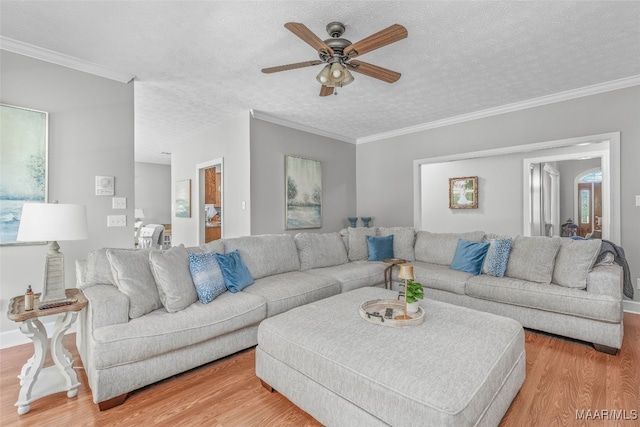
[107,215,126,227]
[112,197,127,209]
[636,195,640,206]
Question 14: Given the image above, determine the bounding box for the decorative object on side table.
[382,258,407,290]
[7,288,88,414]
[16,203,88,303]
[396,264,424,319]
[360,217,371,227]
[348,217,358,228]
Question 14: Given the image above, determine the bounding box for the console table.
[6,288,87,414]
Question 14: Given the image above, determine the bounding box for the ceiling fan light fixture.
[341,67,354,86]
[316,65,331,84]
[330,62,345,81]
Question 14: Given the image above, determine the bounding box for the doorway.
[576,169,602,238]
[196,158,223,244]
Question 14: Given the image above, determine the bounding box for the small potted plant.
[405,279,424,313]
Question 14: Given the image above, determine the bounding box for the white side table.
[7,288,87,415]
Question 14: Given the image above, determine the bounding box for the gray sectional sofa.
[75,227,623,409]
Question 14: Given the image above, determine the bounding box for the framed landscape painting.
[175,179,191,218]
[449,176,478,209]
[285,155,322,229]
[0,104,48,245]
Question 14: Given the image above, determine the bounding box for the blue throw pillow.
[482,238,513,277]
[366,235,394,261]
[450,239,490,275]
[188,251,227,304]
[215,250,254,293]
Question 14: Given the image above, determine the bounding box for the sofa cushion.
[224,234,300,279]
[482,237,512,277]
[149,244,198,312]
[294,232,348,270]
[346,227,377,261]
[188,250,227,304]
[106,248,162,319]
[450,239,490,275]
[242,271,341,317]
[411,261,472,295]
[378,227,416,261]
[86,248,119,285]
[505,236,561,284]
[414,231,485,265]
[91,291,267,370]
[307,261,387,293]
[216,250,254,293]
[552,238,601,289]
[366,235,394,261]
[465,274,622,323]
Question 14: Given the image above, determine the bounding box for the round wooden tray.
[359,299,425,327]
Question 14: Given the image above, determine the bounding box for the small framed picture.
[449,176,478,209]
[95,176,115,196]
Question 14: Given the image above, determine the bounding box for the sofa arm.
[586,265,623,299]
[79,282,129,329]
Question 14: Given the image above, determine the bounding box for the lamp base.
[40,243,67,303]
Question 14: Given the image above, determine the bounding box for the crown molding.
[251,110,356,144]
[357,75,640,144]
[0,36,135,83]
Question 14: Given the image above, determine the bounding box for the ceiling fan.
[262,21,408,96]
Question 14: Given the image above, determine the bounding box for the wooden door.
[577,182,602,238]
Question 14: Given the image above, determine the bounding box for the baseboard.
[0,321,77,349]
[623,300,640,314]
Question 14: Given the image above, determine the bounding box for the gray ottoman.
[256,287,525,427]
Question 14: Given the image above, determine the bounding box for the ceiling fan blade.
[347,60,401,83]
[262,60,323,74]
[285,22,334,55]
[319,85,334,96]
[343,24,408,58]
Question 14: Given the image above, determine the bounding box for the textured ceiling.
[1,1,639,164]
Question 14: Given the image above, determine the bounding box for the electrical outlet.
[112,197,126,209]
[107,215,126,227]
[637,278,640,290]
[636,195,640,206]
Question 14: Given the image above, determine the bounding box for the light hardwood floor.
[1,313,638,427]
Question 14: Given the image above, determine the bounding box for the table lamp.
[396,264,415,320]
[17,203,89,303]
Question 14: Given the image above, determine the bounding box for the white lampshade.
[134,208,145,219]
[17,203,88,242]
[398,264,415,280]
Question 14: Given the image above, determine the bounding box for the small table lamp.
[17,203,88,302]
[396,264,415,320]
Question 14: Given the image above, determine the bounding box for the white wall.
[249,118,357,234]
[135,161,171,225]
[357,86,640,301]
[171,112,251,246]
[420,153,523,235]
[0,51,134,335]
[420,143,608,236]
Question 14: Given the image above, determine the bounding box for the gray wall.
[0,51,134,333]
[135,161,171,226]
[250,118,357,234]
[171,112,251,247]
[357,86,640,301]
